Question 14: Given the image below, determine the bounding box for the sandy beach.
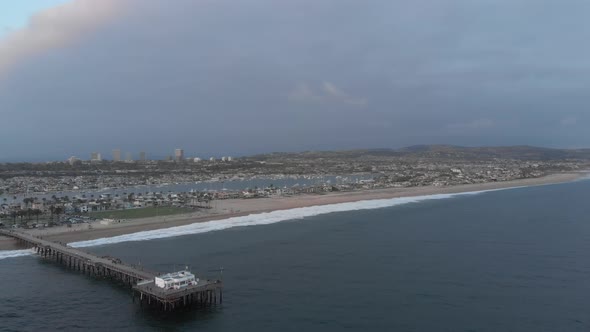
[0,236,21,250]
[1,172,585,250]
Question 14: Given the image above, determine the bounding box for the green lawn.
[88,206,193,219]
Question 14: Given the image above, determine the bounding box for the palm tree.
[54,206,63,221]
[33,209,41,222]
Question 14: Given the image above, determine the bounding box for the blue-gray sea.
[1,180,590,331]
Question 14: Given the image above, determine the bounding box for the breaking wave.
[69,188,507,248]
[0,249,34,261]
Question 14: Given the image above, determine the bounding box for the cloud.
[322,82,347,98]
[367,120,393,129]
[447,119,495,131]
[2,0,590,160]
[560,116,577,126]
[288,82,367,106]
[288,83,322,103]
[0,0,124,78]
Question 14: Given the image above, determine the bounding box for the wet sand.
[1,172,585,249]
[0,236,22,250]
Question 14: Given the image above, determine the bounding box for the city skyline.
[5,143,590,164]
[65,148,235,163]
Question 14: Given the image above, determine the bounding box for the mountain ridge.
[251,145,590,161]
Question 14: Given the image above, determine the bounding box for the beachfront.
[0,172,581,250]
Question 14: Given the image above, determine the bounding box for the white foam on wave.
[69,188,508,248]
[577,173,590,181]
[0,249,34,261]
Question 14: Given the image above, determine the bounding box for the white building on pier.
[155,271,198,289]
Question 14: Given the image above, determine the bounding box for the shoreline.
[1,172,586,250]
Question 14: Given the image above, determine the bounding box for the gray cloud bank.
[1,0,589,161]
[0,0,123,78]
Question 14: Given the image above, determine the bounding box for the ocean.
[1,180,590,331]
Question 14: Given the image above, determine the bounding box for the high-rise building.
[112,149,121,162]
[139,151,146,161]
[175,149,184,161]
[90,152,102,161]
[67,156,81,166]
[125,152,133,162]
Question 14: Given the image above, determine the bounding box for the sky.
[1,0,589,162]
[0,0,70,38]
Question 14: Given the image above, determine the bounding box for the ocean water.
[0,174,374,203]
[1,180,590,331]
[69,189,506,248]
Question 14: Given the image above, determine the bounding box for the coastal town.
[1,146,587,230]
[3,0,590,327]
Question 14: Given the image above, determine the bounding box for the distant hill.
[396,145,590,160]
[251,145,590,161]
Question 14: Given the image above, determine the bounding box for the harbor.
[0,229,223,312]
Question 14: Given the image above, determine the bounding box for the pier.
[0,229,223,312]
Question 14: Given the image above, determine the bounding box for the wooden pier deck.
[0,229,223,311]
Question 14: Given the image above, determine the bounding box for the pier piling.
[0,229,223,312]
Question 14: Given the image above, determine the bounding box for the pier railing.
[0,229,223,311]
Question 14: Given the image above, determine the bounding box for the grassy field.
[89,206,193,220]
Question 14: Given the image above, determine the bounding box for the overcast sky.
[1,0,589,161]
